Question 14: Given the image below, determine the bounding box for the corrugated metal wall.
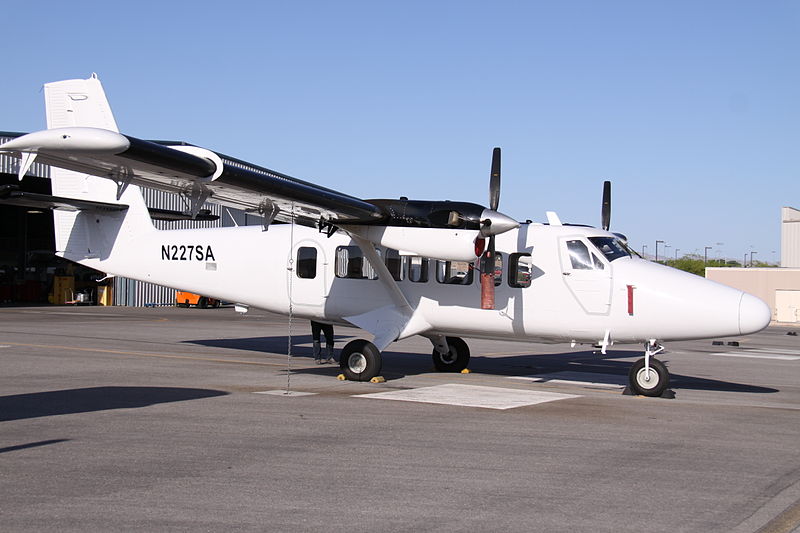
[0,132,51,178]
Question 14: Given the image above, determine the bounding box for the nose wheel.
[628,357,669,396]
[627,340,670,397]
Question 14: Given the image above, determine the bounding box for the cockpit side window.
[566,240,605,270]
[566,240,593,270]
[588,237,631,262]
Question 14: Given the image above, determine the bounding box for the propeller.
[601,180,611,231]
[481,148,502,310]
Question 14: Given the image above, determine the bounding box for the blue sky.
[3,1,798,263]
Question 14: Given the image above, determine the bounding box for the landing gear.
[339,339,382,381]
[627,340,670,397]
[431,336,470,372]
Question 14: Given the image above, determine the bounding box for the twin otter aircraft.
[0,75,771,396]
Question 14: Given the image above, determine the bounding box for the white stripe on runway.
[509,371,627,389]
[356,384,578,410]
[711,352,800,361]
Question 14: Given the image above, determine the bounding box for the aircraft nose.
[739,292,771,335]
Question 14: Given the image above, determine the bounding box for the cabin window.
[385,249,404,281]
[488,253,503,286]
[509,252,532,288]
[335,246,379,279]
[435,260,473,285]
[296,247,317,279]
[566,240,604,270]
[408,256,429,282]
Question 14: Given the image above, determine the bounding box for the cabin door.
[558,237,612,314]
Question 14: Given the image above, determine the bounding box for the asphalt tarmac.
[1,305,799,532]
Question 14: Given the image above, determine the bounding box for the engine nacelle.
[342,225,482,262]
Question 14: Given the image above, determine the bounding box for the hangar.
[0,131,261,306]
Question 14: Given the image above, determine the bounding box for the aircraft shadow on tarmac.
[0,386,229,422]
[185,336,778,395]
[185,334,349,355]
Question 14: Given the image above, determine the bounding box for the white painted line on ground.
[0,345,11,349]
[749,348,800,356]
[711,352,800,361]
[355,383,579,410]
[253,390,318,397]
[509,371,627,389]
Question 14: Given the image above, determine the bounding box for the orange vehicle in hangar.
[175,291,221,308]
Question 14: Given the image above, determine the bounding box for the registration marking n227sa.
[161,245,216,261]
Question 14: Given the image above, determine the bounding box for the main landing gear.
[627,340,670,397]
[339,339,382,381]
[431,336,471,372]
[338,336,473,381]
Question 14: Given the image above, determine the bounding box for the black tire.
[432,337,470,372]
[178,301,189,308]
[198,297,208,309]
[339,339,382,381]
[628,358,669,397]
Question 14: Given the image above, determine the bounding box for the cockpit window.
[588,237,631,262]
[566,240,604,270]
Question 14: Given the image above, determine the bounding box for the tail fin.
[44,74,153,261]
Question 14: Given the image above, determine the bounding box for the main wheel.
[432,337,470,372]
[628,358,669,397]
[339,339,382,381]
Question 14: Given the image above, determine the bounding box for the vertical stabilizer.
[43,74,153,261]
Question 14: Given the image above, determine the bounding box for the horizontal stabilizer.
[0,184,128,212]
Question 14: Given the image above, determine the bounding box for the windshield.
[589,237,631,262]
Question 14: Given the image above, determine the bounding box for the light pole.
[655,240,665,263]
[750,251,757,267]
[704,246,712,265]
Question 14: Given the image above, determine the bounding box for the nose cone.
[739,293,771,335]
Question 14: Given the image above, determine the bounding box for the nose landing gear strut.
[626,339,672,397]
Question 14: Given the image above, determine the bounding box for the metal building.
[781,207,800,268]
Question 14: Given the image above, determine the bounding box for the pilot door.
[558,237,612,314]
[289,242,327,307]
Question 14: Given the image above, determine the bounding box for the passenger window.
[435,260,473,285]
[509,253,532,288]
[385,249,404,281]
[296,247,317,279]
[335,246,378,279]
[408,256,429,283]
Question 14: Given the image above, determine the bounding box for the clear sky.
[3,1,798,263]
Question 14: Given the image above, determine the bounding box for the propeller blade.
[601,180,611,231]
[489,147,501,211]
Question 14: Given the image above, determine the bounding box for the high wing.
[0,126,384,228]
[0,74,518,250]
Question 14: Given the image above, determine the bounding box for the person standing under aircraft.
[310,320,336,364]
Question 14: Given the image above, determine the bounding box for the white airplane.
[0,75,771,397]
